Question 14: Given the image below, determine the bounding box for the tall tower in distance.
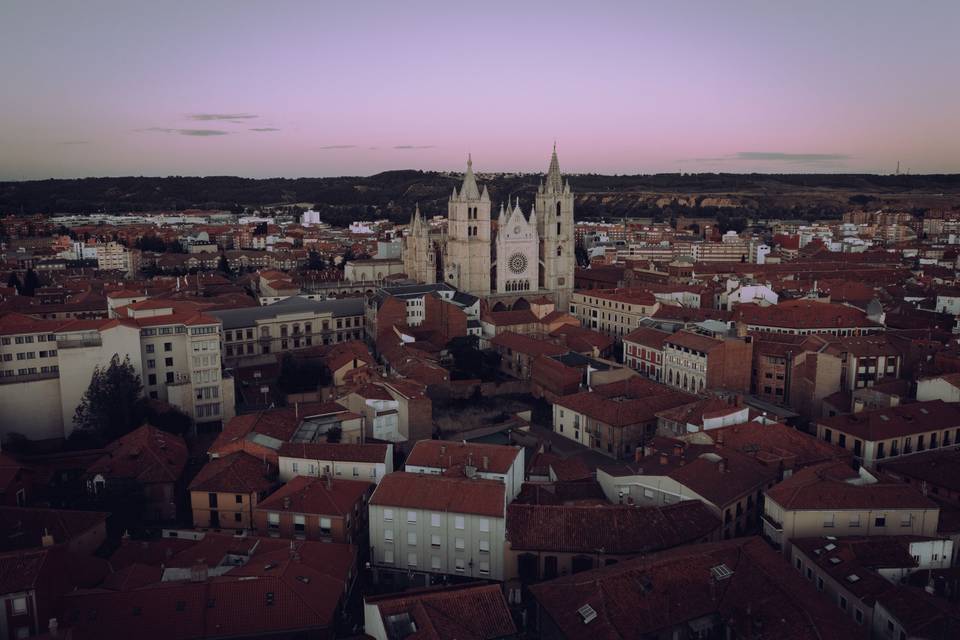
[444,155,492,296]
[535,144,575,309]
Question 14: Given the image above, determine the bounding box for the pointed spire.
[460,154,481,200]
[480,184,490,201]
[545,144,563,193]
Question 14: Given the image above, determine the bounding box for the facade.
[815,400,960,468]
[762,461,941,554]
[622,326,670,381]
[188,452,275,531]
[211,297,365,364]
[277,442,393,484]
[662,330,753,393]
[368,472,507,584]
[403,147,575,308]
[254,475,373,544]
[569,288,660,337]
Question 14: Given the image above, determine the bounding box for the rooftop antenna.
[895,160,900,176]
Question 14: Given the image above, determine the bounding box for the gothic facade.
[402,147,575,308]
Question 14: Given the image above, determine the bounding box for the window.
[12,596,27,615]
[431,513,441,527]
[839,596,847,611]
[431,534,441,548]
[407,553,417,567]
[479,518,489,533]
[795,558,802,570]
[148,374,157,385]
[875,516,886,528]
[293,514,306,533]
[455,537,465,551]
[478,560,490,575]
[320,517,331,534]
[407,532,417,546]
[383,549,394,564]
[146,344,155,354]
[855,609,863,625]
[165,372,174,383]
[455,558,465,573]
[234,512,242,523]
[454,516,465,530]
[267,512,279,529]
[479,539,490,553]
[431,556,441,570]
[164,342,172,352]
[147,359,155,369]
[407,511,417,524]
[384,529,394,542]
[849,514,861,528]
[817,577,824,592]
[383,509,393,522]
[823,514,835,528]
[901,514,912,527]
[165,357,173,367]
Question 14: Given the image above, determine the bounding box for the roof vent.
[296,575,310,584]
[710,564,734,581]
[824,543,837,551]
[845,574,861,583]
[577,604,598,624]
[829,557,842,565]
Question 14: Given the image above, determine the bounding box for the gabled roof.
[0,506,109,552]
[818,400,960,441]
[277,442,390,463]
[187,452,274,494]
[256,475,372,517]
[87,425,187,484]
[370,472,505,518]
[507,501,719,554]
[366,582,516,640]
[405,440,522,474]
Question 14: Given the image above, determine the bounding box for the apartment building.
[815,400,960,468]
[211,296,365,365]
[552,377,694,459]
[569,289,660,337]
[404,440,525,502]
[341,379,432,443]
[95,241,140,276]
[117,300,235,425]
[824,336,902,391]
[762,461,940,554]
[188,452,275,531]
[734,300,884,336]
[254,475,373,544]
[368,472,507,584]
[622,326,670,381]
[489,331,567,380]
[662,330,753,393]
[277,442,393,483]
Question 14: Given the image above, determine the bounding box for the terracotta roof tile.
[370,472,505,518]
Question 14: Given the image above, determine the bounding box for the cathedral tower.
[535,144,575,308]
[403,204,435,284]
[444,156,492,296]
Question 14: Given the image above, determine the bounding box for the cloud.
[57,140,91,145]
[735,152,850,162]
[318,144,356,150]
[393,145,435,150]
[188,113,258,121]
[142,127,230,136]
[249,127,280,132]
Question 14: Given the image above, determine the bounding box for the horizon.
[2,1,959,179]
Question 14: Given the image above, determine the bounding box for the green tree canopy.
[73,354,143,441]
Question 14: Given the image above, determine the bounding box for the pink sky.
[1,1,958,179]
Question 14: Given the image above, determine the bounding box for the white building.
[276,442,394,484]
[403,440,525,501]
[369,472,507,583]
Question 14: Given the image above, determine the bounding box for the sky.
[1,0,958,180]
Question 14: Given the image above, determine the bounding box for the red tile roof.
[187,452,275,494]
[87,425,188,484]
[554,378,695,427]
[664,329,723,353]
[405,440,522,475]
[530,536,861,640]
[365,582,516,640]
[0,506,108,552]
[622,325,671,349]
[370,472,505,518]
[766,461,940,511]
[818,400,960,441]
[507,501,719,554]
[878,447,960,493]
[255,475,372,517]
[735,299,881,330]
[276,442,390,463]
[490,331,567,357]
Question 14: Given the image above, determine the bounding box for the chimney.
[282,496,291,510]
[673,443,683,457]
[716,431,725,446]
[635,447,644,463]
[482,456,489,471]
[659,453,669,466]
[325,474,332,490]
[853,398,865,414]
[48,619,58,638]
[41,528,54,547]
[718,458,728,473]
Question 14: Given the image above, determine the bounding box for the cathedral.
[402,146,576,309]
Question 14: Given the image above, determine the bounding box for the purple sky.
[2,1,958,179]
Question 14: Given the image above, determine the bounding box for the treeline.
[2,171,959,223]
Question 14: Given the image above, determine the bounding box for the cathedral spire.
[460,154,481,200]
[545,144,563,194]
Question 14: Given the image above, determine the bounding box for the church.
[402,146,576,310]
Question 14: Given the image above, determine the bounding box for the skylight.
[824,543,837,551]
[829,557,842,565]
[578,604,598,624]
[846,574,861,583]
[710,564,734,581]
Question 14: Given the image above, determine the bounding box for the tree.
[6,271,21,293]
[217,253,233,276]
[21,269,40,296]
[325,425,342,443]
[574,242,590,267]
[307,250,325,270]
[73,354,143,441]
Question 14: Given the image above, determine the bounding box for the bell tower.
[444,155,492,296]
[535,144,575,308]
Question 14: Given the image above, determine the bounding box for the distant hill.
[2,172,959,226]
